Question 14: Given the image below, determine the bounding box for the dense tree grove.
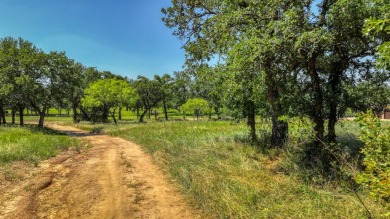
[162,0,390,171]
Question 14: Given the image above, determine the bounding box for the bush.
[355,111,390,203]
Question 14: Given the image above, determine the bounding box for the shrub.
[355,111,390,203]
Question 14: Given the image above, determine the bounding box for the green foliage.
[180,98,210,120]
[347,81,390,115]
[356,111,390,204]
[363,0,390,70]
[134,76,165,122]
[82,79,136,123]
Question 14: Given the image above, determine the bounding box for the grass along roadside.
[72,120,388,218]
[0,125,81,166]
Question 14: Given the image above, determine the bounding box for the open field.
[72,119,389,218]
[1,116,388,218]
[0,125,80,165]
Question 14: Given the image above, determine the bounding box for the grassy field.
[4,108,187,124]
[0,125,80,166]
[72,119,388,218]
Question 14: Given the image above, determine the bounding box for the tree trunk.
[38,111,45,128]
[0,107,2,125]
[163,101,168,121]
[102,106,109,123]
[306,56,331,172]
[111,109,117,124]
[246,100,257,143]
[271,117,288,147]
[154,109,158,120]
[267,83,288,147]
[11,110,16,125]
[118,107,122,120]
[148,109,151,119]
[19,106,24,126]
[136,107,140,120]
[139,109,148,123]
[72,103,78,123]
[0,107,6,124]
[308,57,324,147]
[80,106,90,121]
[327,64,343,144]
[47,108,50,116]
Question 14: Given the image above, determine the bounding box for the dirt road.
[0,125,200,219]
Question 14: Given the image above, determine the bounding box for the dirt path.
[0,125,201,219]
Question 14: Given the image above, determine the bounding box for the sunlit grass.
[73,119,388,218]
[0,125,80,165]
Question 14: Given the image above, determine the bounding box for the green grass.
[0,125,80,165]
[73,119,388,218]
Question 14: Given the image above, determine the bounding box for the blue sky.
[0,0,185,79]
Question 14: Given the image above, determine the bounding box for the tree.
[134,76,164,122]
[163,0,291,144]
[171,70,193,110]
[82,79,136,124]
[154,74,173,120]
[363,0,390,70]
[191,64,225,120]
[180,98,209,120]
[0,37,18,124]
[67,62,85,123]
[163,0,387,170]
[0,37,33,125]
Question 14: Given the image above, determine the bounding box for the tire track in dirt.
[0,125,201,219]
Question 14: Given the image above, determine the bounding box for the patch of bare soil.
[0,124,201,219]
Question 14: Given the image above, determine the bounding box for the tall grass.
[0,125,80,165]
[73,120,387,218]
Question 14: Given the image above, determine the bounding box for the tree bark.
[163,101,168,121]
[306,56,330,171]
[139,109,148,123]
[38,111,45,128]
[327,75,340,144]
[19,106,24,126]
[246,100,257,143]
[308,57,325,147]
[327,62,344,144]
[101,105,109,123]
[11,110,16,125]
[111,109,117,124]
[118,107,122,120]
[0,107,6,124]
[0,107,3,125]
[267,79,288,147]
[72,102,78,123]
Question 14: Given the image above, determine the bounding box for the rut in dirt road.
[0,125,201,219]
